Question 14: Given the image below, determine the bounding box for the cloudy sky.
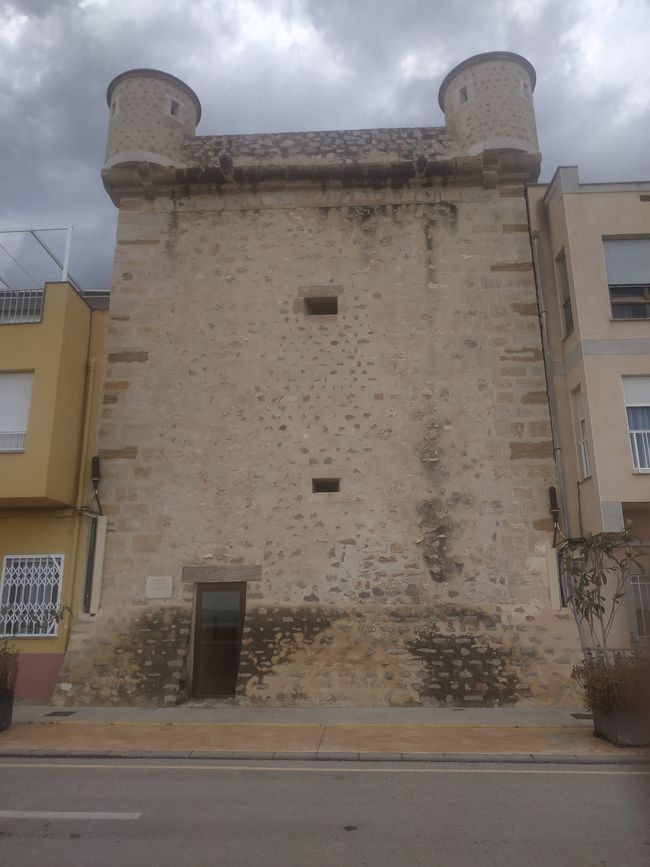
[1,0,649,290]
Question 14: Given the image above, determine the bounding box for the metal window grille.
[0,555,64,637]
[0,290,43,324]
[629,575,650,640]
[627,406,650,470]
[572,387,590,479]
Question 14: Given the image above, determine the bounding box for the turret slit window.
[458,86,468,104]
[521,81,531,101]
[623,376,650,471]
[603,238,650,319]
[110,98,118,117]
[170,99,181,119]
[555,251,573,337]
[571,385,590,479]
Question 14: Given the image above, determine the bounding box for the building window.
[170,99,181,119]
[458,86,468,104]
[628,575,650,640]
[0,371,34,453]
[521,80,531,101]
[110,98,118,117]
[571,385,590,479]
[603,238,650,319]
[623,376,650,471]
[312,478,340,493]
[556,252,574,336]
[0,555,64,637]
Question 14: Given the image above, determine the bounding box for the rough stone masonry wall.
[55,178,580,707]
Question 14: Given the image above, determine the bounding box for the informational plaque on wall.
[145,576,173,599]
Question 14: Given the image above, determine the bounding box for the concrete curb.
[0,749,648,765]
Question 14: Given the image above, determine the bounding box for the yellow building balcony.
[0,282,93,507]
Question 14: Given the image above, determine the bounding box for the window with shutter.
[0,372,34,452]
[603,238,650,319]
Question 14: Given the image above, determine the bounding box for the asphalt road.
[0,759,648,867]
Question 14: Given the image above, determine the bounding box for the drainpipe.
[64,356,97,643]
[526,211,571,540]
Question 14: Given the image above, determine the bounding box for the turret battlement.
[438,51,538,156]
[104,52,539,173]
[105,68,201,168]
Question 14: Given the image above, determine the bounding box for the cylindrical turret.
[105,68,201,168]
[438,51,538,156]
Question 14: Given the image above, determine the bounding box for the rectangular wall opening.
[312,478,340,493]
[304,296,338,315]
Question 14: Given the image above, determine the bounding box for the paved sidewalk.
[1,703,648,763]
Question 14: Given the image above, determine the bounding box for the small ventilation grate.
[44,711,77,717]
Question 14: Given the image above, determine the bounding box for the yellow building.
[0,281,107,700]
[528,167,650,648]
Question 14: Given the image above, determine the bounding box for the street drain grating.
[44,711,77,717]
[570,713,593,720]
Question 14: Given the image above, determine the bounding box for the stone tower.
[438,51,538,156]
[104,68,201,168]
[54,51,580,709]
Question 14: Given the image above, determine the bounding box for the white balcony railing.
[629,430,650,470]
[0,289,43,324]
[0,431,26,452]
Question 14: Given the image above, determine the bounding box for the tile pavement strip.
[0,721,648,763]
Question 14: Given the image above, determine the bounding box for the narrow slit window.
[458,86,468,104]
[170,99,181,118]
[556,251,574,337]
[312,478,340,493]
[571,385,590,480]
[304,296,338,316]
[110,98,118,117]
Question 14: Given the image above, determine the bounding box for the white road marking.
[0,810,141,820]
[0,762,648,776]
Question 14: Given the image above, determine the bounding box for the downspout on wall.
[526,194,571,541]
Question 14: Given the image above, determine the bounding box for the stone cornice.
[102,149,541,206]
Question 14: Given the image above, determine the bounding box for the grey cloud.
[2,0,79,17]
[1,0,648,289]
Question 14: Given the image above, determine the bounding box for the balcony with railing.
[0,431,26,453]
[0,289,44,324]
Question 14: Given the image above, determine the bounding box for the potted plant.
[560,526,650,747]
[0,639,19,732]
[0,603,71,732]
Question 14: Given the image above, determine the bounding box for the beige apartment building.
[52,51,583,708]
[528,167,650,647]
